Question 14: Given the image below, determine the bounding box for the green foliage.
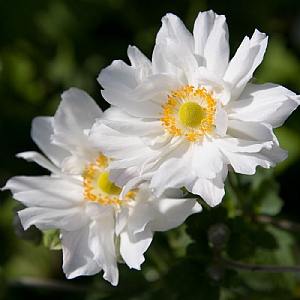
[43,229,62,250]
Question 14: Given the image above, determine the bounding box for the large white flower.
[90,10,300,207]
[3,88,201,286]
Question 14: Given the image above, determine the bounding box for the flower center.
[160,85,217,142]
[83,155,135,206]
[97,172,122,194]
[179,102,206,127]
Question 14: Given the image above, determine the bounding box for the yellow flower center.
[83,155,135,206]
[97,172,122,194]
[179,102,206,127]
[160,85,217,142]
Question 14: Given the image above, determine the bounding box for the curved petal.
[31,116,69,167]
[89,122,153,160]
[3,176,83,208]
[192,140,223,179]
[18,205,89,231]
[150,140,197,196]
[128,73,182,102]
[152,44,187,79]
[159,41,198,84]
[260,144,288,164]
[227,82,300,128]
[89,214,119,286]
[214,137,272,153]
[127,201,154,235]
[220,149,275,175]
[148,196,202,231]
[127,45,151,69]
[120,225,153,270]
[186,166,227,207]
[100,106,162,136]
[115,208,129,236]
[194,10,229,76]
[223,30,268,102]
[156,13,194,52]
[101,89,161,118]
[227,120,274,141]
[98,60,137,92]
[62,228,101,279]
[16,151,80,184]
[194,67,232,105]
[215,101,228,137]
[17,151,63,176]
[54,88,102,134]
[127,46,152,83]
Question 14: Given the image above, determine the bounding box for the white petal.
[128,73,182,102]
[194,10,229,76]
[228,120,274,141]
[89,215,119,286]
[99,61,162,118]
[62,228,101,279]
[127,45,151,69]
[192,140,223,179]
[224,30,268,102]
[260,144,288,164]
[85,202,114,220]
[31,117,69,167]
[159,41,198,84]
[156,13,194,52]
[115,208,129,236]
[100,106,162,136]
[98,60,137,91]
[101,89,161,118]
[16,151,80,184]
[150,141,196,196]
[152,44,186,77]
[227,82,300,128]
[120,225,153,270]
[17,151,63,176]
[18,205,89,231]
[89,122,153,160]
[215,102,228,137]
[4,176,83,208]
[193,67,232,105]
[127,46,152,83]
[110,166,142,192]
[221,149,275,174]
[148,196,202,231]
[127,202,154,235]
[61,155,86,174]
[214,137,272,153]
[186,167,228,207]
[54,88,102,135]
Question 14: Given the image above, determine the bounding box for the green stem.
[254,215,300,232]
[222,258,300,273]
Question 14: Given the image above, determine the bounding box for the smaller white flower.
[3,88,201,285]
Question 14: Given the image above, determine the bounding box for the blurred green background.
[1,0,300,299]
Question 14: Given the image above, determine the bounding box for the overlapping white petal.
[90,10,300,208]
[3,87,201,286]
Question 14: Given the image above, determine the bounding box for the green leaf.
[43,229,62,250]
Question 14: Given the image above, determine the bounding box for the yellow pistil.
[160,85,217,142]
[98,172,122,195]
[83,155,135,206]
[179,102,206,127]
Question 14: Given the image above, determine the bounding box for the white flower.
[89,10,300,207]
[3,88,201,286]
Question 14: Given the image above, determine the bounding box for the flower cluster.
[2,10,299,285]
